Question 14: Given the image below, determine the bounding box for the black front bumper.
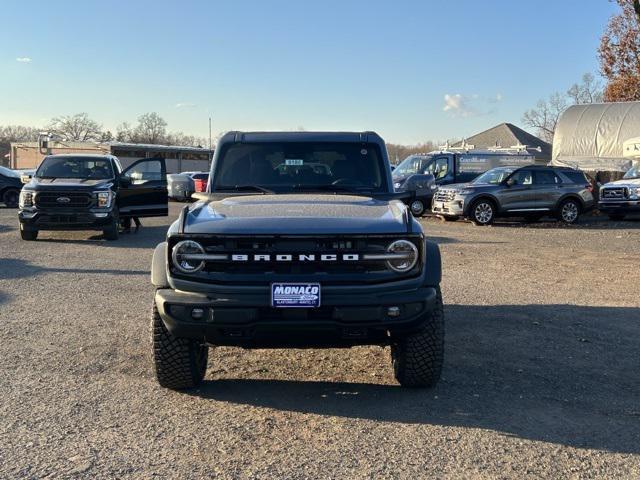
[19,209,116,230]
[598,200,640,214]
[155,284,438,348]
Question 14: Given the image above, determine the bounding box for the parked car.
[150,131,444,390]
[168,174,195,201]
[393,146,539,216]
[18,154,168,240]
[0,166,24,207]
[598,163,640,220]
[431,165,594,225]
[182,171,209,192]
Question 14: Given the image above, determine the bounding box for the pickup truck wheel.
[469,199,495,226]
[2,188,19,208]
[19,224,38,241]
[557,199,580,224]
[151,300,208,390]
[409,199,425,217]
[608,214,626,221]
[391,287,444,388]
[103,222,119,241]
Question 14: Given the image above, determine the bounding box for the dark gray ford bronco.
[151,131,444,390]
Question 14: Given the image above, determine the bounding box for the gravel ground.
[0,204,639,479]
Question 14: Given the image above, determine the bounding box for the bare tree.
[567,73,604,104]
[0,125,40,166]
[386,141,440,164]
[522,74,603,143]
[116,122,134,142]
[48,112,102,141]
[134,112,167,144]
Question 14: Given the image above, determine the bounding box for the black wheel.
[151,300,208,390]
[2,189,19,208]
[391,287,444,388]
[608,214,626,221]
[409,199,425,217]
[103,222,119,241]
[557,199,580,224]
[19,224,38,241]
[469,199,495,226]
[442,216,459,222]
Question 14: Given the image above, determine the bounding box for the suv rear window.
[561,170,589,184]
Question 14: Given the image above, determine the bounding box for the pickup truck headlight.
[172,240,206,273]
[96,191,112,208]
[386,240,418,272]
[19,190,35,208]
[630,187,640,199]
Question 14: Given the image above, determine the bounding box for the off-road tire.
[409,199,425,217]
[2,188,19,208]
[151,300,208,390]
[557,198,580,224]
[469,198,495,226]
[391,287,444,388]
[103,222,119,241]
[608,214,626,221]
[19,224,38,241]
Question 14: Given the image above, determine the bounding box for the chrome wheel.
[410,200,425,216]
[473,202,494,225]
[560,201,579,223]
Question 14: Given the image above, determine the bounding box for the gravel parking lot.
[0,203,639,479]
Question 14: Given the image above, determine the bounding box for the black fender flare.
[423,240,442,286]
[151,242,170,288]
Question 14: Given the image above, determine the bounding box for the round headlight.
[172,240,205,273]
[386,240,418,272]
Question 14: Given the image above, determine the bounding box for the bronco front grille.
[433,190,456,202]
[169,235,423,285]
[35,192,93,208]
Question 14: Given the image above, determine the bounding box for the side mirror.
[119,176,132,187]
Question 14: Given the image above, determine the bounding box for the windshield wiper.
[216,185,275,194]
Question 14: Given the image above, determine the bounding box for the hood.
[183,194,410,234]
[602,178,640,187]
[439,182,497,192]
[27,177,114,191]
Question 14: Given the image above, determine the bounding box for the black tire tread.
[151,301,208,390]
[19,226,38,241]
[3,188,19,208]
[392,287,444,388]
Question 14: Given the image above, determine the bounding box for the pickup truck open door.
[118,158,168,217]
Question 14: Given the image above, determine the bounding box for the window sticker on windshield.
[285,159,304,166]
[361,149,368,155]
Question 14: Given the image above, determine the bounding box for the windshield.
[0,166,20,178]
[36,157,114,180]
[213,142,386,193]
[472,167,516,184]
[393,155,433,176]
[623,164,640,179]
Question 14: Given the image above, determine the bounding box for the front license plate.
[271,283,321,308]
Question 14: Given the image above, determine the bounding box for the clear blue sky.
[0,0,618,144]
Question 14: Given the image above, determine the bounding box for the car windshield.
[472,167,516,184]
[623,164,640,179]
[393,155,432,176]
[213,142,386,193]
[36,157,114,180]
[0,166,20,178]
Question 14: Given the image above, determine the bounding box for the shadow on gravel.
[0,223,16,233]
[33,225,168,248]
[0,257,148,279]
[196,303,640,454]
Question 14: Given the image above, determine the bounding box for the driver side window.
[124,159,163,185]
[511,170,533,185]
[423,158,449,179]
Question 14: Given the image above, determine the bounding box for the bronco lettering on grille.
[229,254,360,262]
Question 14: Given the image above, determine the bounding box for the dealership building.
[8,140,213,173]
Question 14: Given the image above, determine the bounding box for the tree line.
[0,112,209,162]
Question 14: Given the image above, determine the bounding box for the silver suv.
[431,165,595,225]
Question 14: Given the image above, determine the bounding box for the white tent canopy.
[551,101,640,172]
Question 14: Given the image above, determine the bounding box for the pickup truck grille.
[600,187,628,200]
[433,190,456,202]
[169,235,423,285]
[35,192,93,208]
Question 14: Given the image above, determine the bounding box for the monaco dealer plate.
[271,283,321,308]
